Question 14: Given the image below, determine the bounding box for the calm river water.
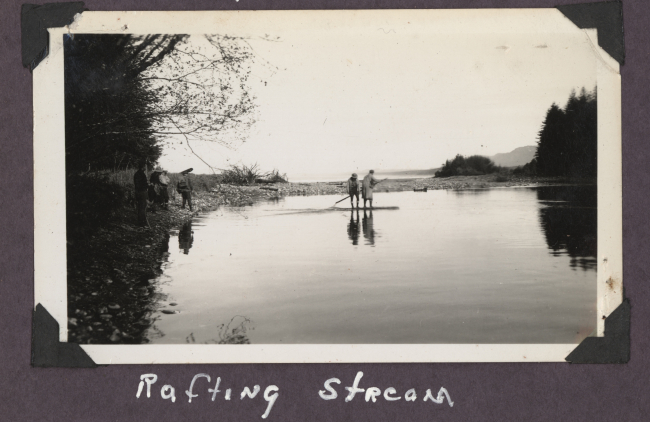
[147,186,597,344]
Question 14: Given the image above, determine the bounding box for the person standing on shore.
[362,170,380,209]
[159,170,170,209]
[347,173,360,208]
[133,161,150,227]
[148,167,163,213]
[177,169,194,211]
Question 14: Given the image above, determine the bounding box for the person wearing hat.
[176,169,194,211]
[346,173,361,209]
[133,161,150,226]
[158,169,171,209]
[148,166,164,213]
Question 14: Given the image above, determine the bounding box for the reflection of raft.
[413,187,428,192]
[269,206,399,216]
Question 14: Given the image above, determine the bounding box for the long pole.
[334,195,350,205]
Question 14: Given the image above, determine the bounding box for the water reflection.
[362,210,377,246]
[141,189,597,344]
[536,186,597,270]
[347,210,360,245]
[451,189,491,196]
[179,221,194,254]
[74,234,173,344]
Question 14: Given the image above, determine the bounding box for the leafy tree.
[64,34,264,173]
[435,154,501,178]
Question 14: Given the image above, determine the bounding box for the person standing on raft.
[347,173,360,208]
[362,170,380,209]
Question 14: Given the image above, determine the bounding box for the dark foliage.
[435,154,502,178]
[64,33,262,174]
[513,158,538,176]
[535,88,597,178]
[64,34,187,173]
[536,185,597,270]
[66,173,129,238]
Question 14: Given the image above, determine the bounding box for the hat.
[352,173,358,178]
[181,167,194,175]
[153,166,163,172]
[369,169,374,173]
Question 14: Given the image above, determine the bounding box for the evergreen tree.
[535,88,597,178]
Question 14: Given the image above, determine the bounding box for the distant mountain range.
[489,145,537,167]
[345,146,537,180]
[376,168,439,177]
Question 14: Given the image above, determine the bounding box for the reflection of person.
[179,221,194,254]
[177,169,194,211]
[133,161,149,226]
[362,170,380,209]
[362,209,375,246]
[347,173,360,208]
[347,209,360,245]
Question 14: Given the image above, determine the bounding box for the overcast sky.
[158,19,596,178]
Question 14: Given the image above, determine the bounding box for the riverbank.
[66,186,280,343]
[67,174,591,343]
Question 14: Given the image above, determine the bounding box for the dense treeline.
[65,34,184,172]
[435,154,502,178]
[534,87,597,178]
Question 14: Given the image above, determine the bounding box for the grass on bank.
[105,163,287,190]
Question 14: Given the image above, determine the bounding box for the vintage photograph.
[34,10,622,362]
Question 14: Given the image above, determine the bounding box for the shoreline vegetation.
[67,170,593,344]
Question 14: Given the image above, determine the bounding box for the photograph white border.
[33,9,622,363]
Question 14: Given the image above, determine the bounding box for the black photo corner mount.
[21,2,86,72]
[32,304,98,368]
[556,0,625,65]
[565,298,630,364]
